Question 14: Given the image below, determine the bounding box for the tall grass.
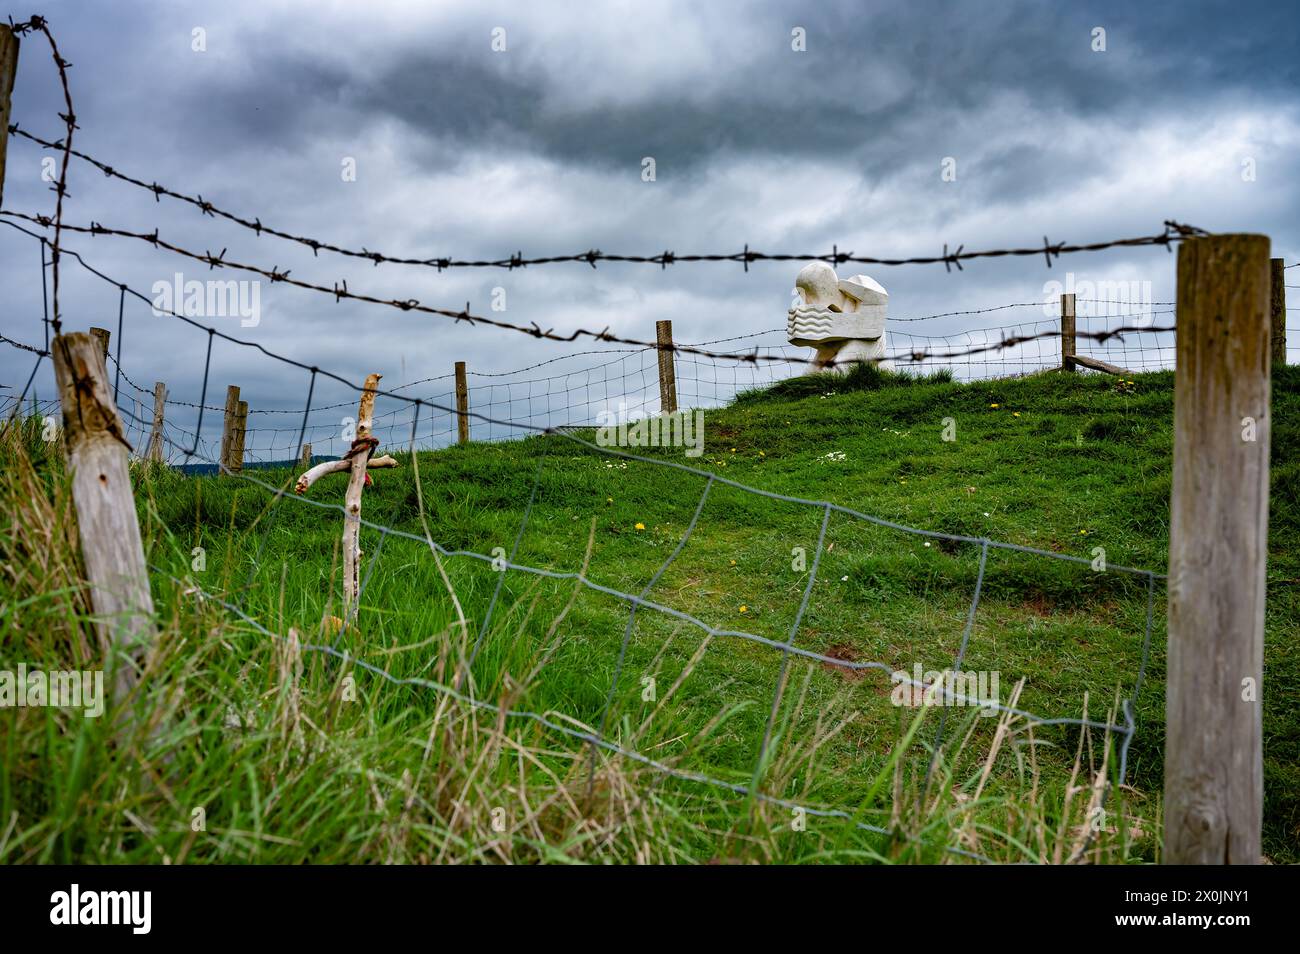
[0,403,1157,864]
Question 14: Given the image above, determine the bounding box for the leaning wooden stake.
[51,333,156,707]
[1071,353,1134,377]
[146,381,166,464]
[657,319,678,413]
[230,399,248,474]
[1060,294,1076,371]
[455,361,469,444]
[1165,234,1270,865]
[1270,257,1286,365]
[343,374,381,616]
[220,384,240,471]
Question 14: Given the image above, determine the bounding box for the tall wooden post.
[146,381,166,464]
[0,25,19,208]
[299,442,312,470]
[1165,234,1270,865]
[90,327,111,359]
[1270,257,1286,365]
[220,384,240,471]
[455,361,469,445]
[1060,294,1076,371]
[230,400,248,473]
[51,333,155,707]
[343,374,381,617]
[656,320,678,413]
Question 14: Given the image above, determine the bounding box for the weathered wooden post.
[230,399,248,473]
[1270,257,1286,365]
[1165,234,1270,865]
[51,333,155,707]
[0,25,18,208]
[293,385,399,629]
[220,384,240,471]
[146,381,166,464]
[299,442,312,470]
[343,374,380,616]
[1060,294,1076,371]
[90,326,110,359]
[455,361,469,444]
[656,319,678,413]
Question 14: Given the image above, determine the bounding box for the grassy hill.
[3,363,1297,863]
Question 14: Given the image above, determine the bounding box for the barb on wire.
[0,331,49,357]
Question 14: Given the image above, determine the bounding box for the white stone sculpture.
[787,261,891,369]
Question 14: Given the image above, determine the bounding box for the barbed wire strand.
[3,122,1207,279]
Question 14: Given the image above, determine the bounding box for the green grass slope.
[2,363,1296,863]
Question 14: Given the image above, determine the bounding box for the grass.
[1,362,1296,864]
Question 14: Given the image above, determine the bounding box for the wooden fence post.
[1165,234,1270,865]
[230,399,248,473]
[1060,294,1076,371]
[299,442,312,470]
[0,25,19,208]
[51,333,155,707]
[455,361,469,445]
[343,374,381,616]
[1270,257,1286,365]
[220,384,240,471]
[657,320,678,413]
[90,327,111,359]
[146,381,166,463]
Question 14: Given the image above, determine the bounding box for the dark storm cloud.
[331,0,1298,175]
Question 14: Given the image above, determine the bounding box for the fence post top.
[1178,233,1270,251]
[51,332,118,440]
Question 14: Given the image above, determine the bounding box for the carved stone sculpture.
[787,261,890,369]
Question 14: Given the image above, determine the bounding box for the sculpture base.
[810,336,891,371]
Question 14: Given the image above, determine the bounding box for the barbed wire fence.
[0,209,1180,858]
[1,217,1194,467]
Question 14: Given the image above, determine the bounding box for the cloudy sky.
[1,0,1296,460]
